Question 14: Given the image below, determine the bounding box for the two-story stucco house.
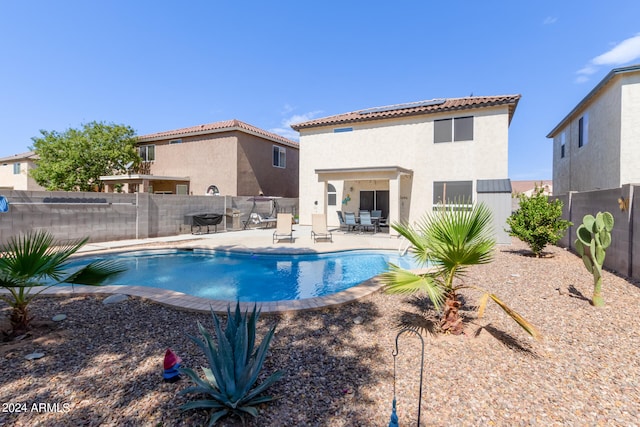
[547,64,640,195]
[102,120,299,197]
[0,151,45,191]
[291,95,520,239]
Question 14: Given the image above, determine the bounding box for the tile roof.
[290,95,521,130]
[137,119,298,148]
[511,180,552,194]
[0,151,39,163]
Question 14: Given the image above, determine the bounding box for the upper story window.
[139,145,156,162]
[327,183,337,206]
[560,132,566,158]
[13,163,21,174]
[434,116,474,143]
[169,139,182,144]
[578,113,588,148]
[273,146,286,168]
[334,127,353,133]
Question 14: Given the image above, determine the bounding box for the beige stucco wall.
[143,134,238,195]
[552,75,633,195]
[298,105,511,226]
[620,73,640,185]
[0,160,44,191]
[139,131,298,197]
[236,133,299,197]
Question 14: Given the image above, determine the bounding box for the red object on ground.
[163,348,182,369]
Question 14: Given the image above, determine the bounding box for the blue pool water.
[65,249,420,302]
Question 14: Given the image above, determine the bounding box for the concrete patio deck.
[40,226,409,314]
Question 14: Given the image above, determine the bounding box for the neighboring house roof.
[290,95,521,130]
[137,119,299,149]
[547,64,640,138]
[0,151,39,163]
[511,180,552,195]
[477,179,512,193]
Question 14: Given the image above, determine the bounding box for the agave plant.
[179,302,284,426]
[381,202,540,339]
[0,230,125,335]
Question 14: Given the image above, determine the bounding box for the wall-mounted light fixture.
[618,196,629,212]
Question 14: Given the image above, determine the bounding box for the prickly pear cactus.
[574,211,614,307]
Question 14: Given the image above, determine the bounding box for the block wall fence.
[550,184,640,281]
[0,190,298,245]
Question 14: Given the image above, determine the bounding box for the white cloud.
[576,33,640,83]
[592,33,640,65]
[269,109,323,141]
[574,75,590,84]
[543,16,557,25]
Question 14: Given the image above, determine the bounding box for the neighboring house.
[511,180,553,197]
[101,119,299,197]
[547,64,640,195]
[291,95,520,241]
[0,151,45,191]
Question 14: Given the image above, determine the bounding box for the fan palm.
[0,230,125,335]
[381,202,539,338]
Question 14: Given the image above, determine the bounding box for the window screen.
[327,183,337,206]
[433,181,473,205]
[434,119,452,143]
[454,116,473,141]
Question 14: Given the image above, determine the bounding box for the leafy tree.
[30,121,140,191]
[381,203,539,338]
[0,231,125,336]
[506,187,572,257]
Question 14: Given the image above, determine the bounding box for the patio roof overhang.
[314,166,413,181]
[99,174,190,184]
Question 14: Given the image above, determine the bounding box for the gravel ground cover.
[1,239,639,426]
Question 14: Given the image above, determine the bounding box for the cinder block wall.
[0,191,298,244]
[551,184,639,280]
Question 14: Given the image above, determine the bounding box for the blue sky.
[1,1,639,180]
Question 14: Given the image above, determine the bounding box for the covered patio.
[314,166,413,236]
[99,174,191,194]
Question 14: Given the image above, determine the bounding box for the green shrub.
[0,230,125,336]
[179,303,284,425]
[506,187,572,257]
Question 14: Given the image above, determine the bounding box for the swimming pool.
[65,249,420,302]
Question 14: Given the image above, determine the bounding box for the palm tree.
[381,202,539,338]
[0,231,125,335]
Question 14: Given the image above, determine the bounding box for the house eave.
[138,125,299,149]
[546,64,640,138]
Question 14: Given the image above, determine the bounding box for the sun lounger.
[273,213,294,243]
[311,214,332,243]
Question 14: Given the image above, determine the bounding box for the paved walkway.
[42,227,410,314]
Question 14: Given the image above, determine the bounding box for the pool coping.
[33,275,387,315]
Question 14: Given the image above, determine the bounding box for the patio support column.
[388,176,400,237]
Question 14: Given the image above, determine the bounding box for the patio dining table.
[352,215,385,233]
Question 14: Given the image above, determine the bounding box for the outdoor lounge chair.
[359,211,376,233]
[311,213,332,243]
[371,210,386,231]
[337,211,349,231]
[245,212,277,229]
[344,212,358,232]
[273,213,294,243]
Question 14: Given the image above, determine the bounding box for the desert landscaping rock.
[1,238,639,426]
[102,294,129,305]
[24,352,45,360]
[52,314,67,322]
